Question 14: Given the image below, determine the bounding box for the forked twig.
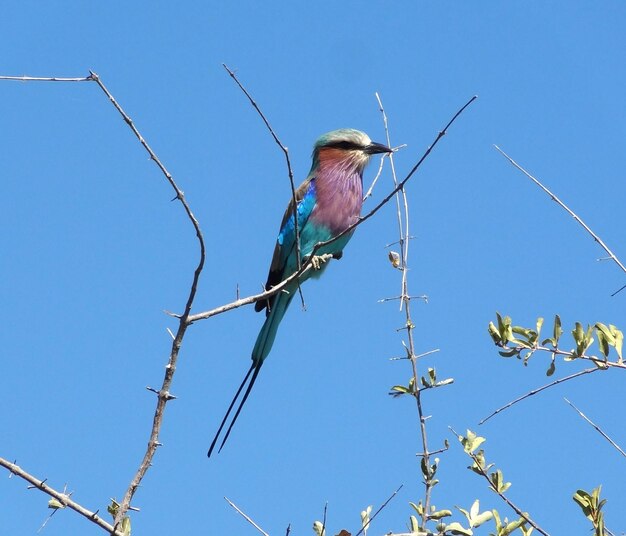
[494,145,626,296]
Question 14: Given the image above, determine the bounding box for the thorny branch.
[376,92,436,528]
[1,71,207,532]
[0,457,125,536]
[87,71,207,530]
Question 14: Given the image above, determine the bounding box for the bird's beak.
[364,141,393,155]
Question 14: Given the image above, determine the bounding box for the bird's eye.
[326,140,360,151]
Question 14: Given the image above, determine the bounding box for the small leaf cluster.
[390,367,453,398]
[573,486,607,536]
[107,499,131,536]
[454,431,533,536]
[488,313,623,375]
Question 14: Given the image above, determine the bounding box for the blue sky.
[2,2,625,535]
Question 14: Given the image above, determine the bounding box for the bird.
[208,128,392,457]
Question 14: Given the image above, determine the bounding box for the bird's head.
[311,128,392,175]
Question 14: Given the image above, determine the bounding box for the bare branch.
[187,254,333,323]
[479,367,599,425]
[224,496,270,536]
[494,145,626,296]
[0,457,125,536]
[564,398,626,458]
[86,71,207,529]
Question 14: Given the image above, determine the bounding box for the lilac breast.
[310,167,363,235]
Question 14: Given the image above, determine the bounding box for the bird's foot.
[310,255,326,270]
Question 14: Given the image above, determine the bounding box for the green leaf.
[488,322,502,343]
[573,489,593,520]
[553,315,563,343]
[429,509,452,520]
[461,430,486,454]
[472,510,493,527]
[435,378,454,387]
[409,501,424,517]
[610,325,623,362]
[535,317,544,338]
[446,521,473,535]
[313,520,326,536]
[360,505,372,536]
[504,517,526,533]
[48,498,66,510]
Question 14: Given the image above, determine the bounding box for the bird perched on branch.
[208,128,392,456]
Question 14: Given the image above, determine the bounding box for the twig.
[0,75,91,82]
[222,64,306,308]
[479,367,599,425]
[353,484,403,536]
[321,501,328,536]
[564,398,626,458]
[224,496,270,536]
[494,145,626,296]
[87,71,207,529]
[0,457,125,536]
[187,254,333,322]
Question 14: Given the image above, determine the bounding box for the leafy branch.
[488,313,624,373]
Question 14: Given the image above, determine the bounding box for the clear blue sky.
[2,2,625,535]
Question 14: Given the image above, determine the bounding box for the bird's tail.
[207,290,294,457]
[251,290,293,364]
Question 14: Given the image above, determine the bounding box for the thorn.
[146,386,159,395]
[164,310,181,318]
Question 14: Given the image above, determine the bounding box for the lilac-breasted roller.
[208,129,392,456]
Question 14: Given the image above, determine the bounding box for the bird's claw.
[311,255,323,270]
